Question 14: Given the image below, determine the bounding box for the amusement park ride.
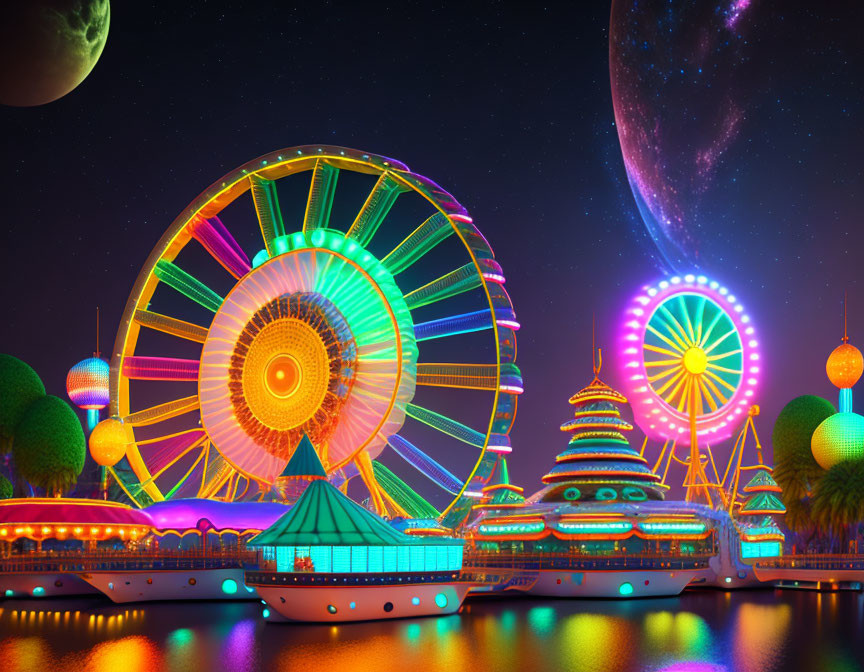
[620,276,764,509]
[1,144,858,620]
[88,146,521,529]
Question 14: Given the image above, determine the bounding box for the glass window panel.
[333,546,351,573]
[368,546,384,573]
[351,546,368,573]
[383,546,398,573]
[277,546,294,572]
[397,546,410,572]
[409,545,425,571]
[437,546,448,570]
[425,546,437,571]
[310,546,332,573]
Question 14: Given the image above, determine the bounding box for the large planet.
[0,1,110,107]
[609,0,756,271]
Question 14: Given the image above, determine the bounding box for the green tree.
[812,459,864,550]
[0,475,12,500]
[13,395,85,496]
[0,354,45,454]
[772,395,835,534]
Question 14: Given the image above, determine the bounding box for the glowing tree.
[13,396,86,496]
[0,475,12,500]
[772,395,835,534]
[0,354,45,454]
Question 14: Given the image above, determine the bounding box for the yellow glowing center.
[264,354,302,398]
[683,347,708,375]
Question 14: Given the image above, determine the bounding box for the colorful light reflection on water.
[0,591,862,672]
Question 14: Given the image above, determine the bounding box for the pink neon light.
[189,215,251,279]
[618,275,760,446]
[122,356,200,381]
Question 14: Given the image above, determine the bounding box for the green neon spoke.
[371,461,440,519]
[657,307,691,349]
[154,260,223,312]
[406,403,485,447]
[679,295,697,344]
[347,172,408,247]
[707,349,742,362]
[382,212,453,275]
[699,308,725,347]
[249,174,286,256]
[694,296,707,344]
[404,264,482,310]
[303,160,339,233]
[704,327,738,354]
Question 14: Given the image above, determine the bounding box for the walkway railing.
[0,549,259,574]
[462,551,712,572]
[755,554,864,571]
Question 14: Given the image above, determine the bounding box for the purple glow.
[725,0,752,30]
[122,356,200,381]
[144,498,289,532]
[189,215,251,279]
[618,275,760,445]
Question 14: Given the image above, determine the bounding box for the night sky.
[1,1,863,498]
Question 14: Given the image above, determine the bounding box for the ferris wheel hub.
[264,354,303,399]
[683,346,708,375]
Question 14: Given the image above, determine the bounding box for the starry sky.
[1,1,863,499]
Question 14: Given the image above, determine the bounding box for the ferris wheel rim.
[108,145,517,516]
[620,275,760,445]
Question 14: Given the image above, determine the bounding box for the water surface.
[0,589,862,671]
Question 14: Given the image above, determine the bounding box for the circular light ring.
[227,292,356,457]
[200,233,417,484]
[619,276,759,445]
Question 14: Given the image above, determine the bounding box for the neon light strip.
[303,160,339,232]
[371,460,440,519]
[122,357,199,381]
[416,363,498,391]
[557,521,634,533]
[347,172,405,246]
[405,264,482,310]
[414,310,493,341]
[189,216,251,279]
[249,174,286,255]
[386,434,464,494]
[381,212,453,275]
[478,522,545,535]
[406,403,485,447]
[639,522,707,534]
[154,260,223,312]
[133,310,209,343]
[123,395,199,427]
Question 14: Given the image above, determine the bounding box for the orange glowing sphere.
[264,354,302,398]
[826,343,864,389]
[89,417,129,467]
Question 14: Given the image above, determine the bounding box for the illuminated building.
[462,350,719,599]
[246,435,469,622]
[736,469,786,560]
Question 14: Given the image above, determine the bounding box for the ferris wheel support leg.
[354,452,388,516]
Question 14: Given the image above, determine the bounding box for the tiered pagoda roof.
[739,469,786,517]
[538,353,666,502]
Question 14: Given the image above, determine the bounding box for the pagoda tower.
[736,468,786,555]
[535,348,666,503]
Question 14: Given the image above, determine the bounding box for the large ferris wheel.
[99,146,521,525]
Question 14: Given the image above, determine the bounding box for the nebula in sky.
[610,0,755,271]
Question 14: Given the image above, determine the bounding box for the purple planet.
[610,0,756,270]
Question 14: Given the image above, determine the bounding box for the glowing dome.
[89,417,129,467]
[826,343,864,389]
[66,356,110,410]
[811,412,864,470]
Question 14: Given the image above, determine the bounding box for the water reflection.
[0,592,860,672]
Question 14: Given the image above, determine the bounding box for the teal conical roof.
[742,469,781,493]
[250,437,459,547]
[480,458,526,507]
[279,434,327,479]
